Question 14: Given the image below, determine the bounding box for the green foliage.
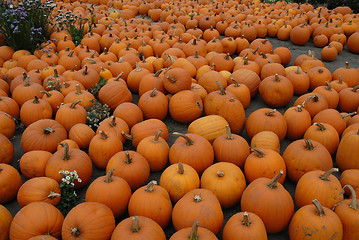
[57,170,81,216]
[86,99,110,131]
[89,77,108,99]
[0,0,55,53]
[55,7,96,46]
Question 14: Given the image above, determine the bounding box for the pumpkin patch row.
[0,0,359,239]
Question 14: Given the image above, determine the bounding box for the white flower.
[71,183,75,187]
[66,181,70,185]
[59,170,64,174]
[73,170,77,174]
[64,170,69,175]
[66,176,70,181]
[61,178,66,182]
[77,178,82,183]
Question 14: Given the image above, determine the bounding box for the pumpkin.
[0,111,16,139]
[110,216,166,240]
[312,109,347,136]
[246,108,287,141]
[0,96,20,118]
[200,162,246,208]
[293,93,329,118]
[169,132,214,175]
[169,221,218,240]
[128,181,172,228]
[187,115,228,143]
[284,105,312,140]
[289,199,343,240]
[137,130,169,172]
[62,84,96,109]
[85,169,132,219]
[0,204,12,240]
[98,79,132,111]
[340,169,359,196]
[334,185,359,240]
[20,96,53,127]
[69,123,96,149]
[283,139,333,182]
[168,90,203,123]
[241,170,294,233]
[286,66,310,95]
[106,151,150,191]
[0,133,14,164]
[336,130,359,171]
[295,168,343,209]
[62,202,115,240]
[55,100,87,132]
[251,131,281,153]
[113,102,143,129]
[28,236,57,240]
[172,188,223,235]
[222,212,267,240]
[10,202,64,239]
[212,125,250,167]
[45,143,93,188]
[0,163,22,204]
[138,88,169,120]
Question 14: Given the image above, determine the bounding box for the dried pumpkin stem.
[124,151,132,164]
[252,148,265,158]
[131,216,141,233]
[296,105,303,112]
[47,191,61,199]
[345,61,350,69]
[341,112,357,119]
[189,221,200,240]
[24,76,30,87]
[145,180,157,192]
[70,100,82,109]
[71,227,80,237]
[173,132,194,146]
[33,96,39,104]
[75,84,82,95]
[62,143,70,161]
[121,131,133,141]
[99,131,108,140]
[296,66,301,74]
[196,101,202,111]
[342,185,359,210]
[43,127,55,135]
[104,169,114,183]
[313,199,326,217]
[153,130,162,142]
[325,81,332,91]
[177,162,184,174]
[314,122,326,131]
[150,88,157,97]
[319,168,338,181]
[231,78,239,87]
[242,212,252,227]
[274,74,280,82]
[225,125,233,140]
[265,109,276,116]
[216,81,226,95]
[267,170,283,189]
[193,194,202,203]
[217,171,225,177]
[304,139,315,150]
[110,116,116,127]
[41,91,52,98]
[352,85,359,92]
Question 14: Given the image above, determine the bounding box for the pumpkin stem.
[274,74,280,82]
[313,199,326,217]
[225,125,234,140]
[231,78,239,87]
[314,122,326,131]
[70,100,82,109]
[242,212,252,227]
[83,66,88,75]
[145,180,157,192]
[33,96,40,104]
[243,57,249,65]
[193,193,202,203]
[325,81,332,91]
[296,66,301,74]
[153,130,162,142]
[225,53,230,60]
[319,168,338,181]
[267,170,283,189]
[99,130,108,140]
[130,216,141,233]
[217,171,224,177]
[104,169,114,183]
[43,127,55,135]
[345,61,350,69]
[150,88,157,97]
[24,76,30,87]
[173,132,194,146]
[47,191,61,199]
[216,81,226,95]
[252,148,265,158]
[135,62,141,72]
[196,101,202,111]
[342,185,359,210]
[341,111,357,119]
[71,227,80,237]
[265,109,276,116]
[41,91,52,98]
[304,139,315,151]
[295,105,303,112]
[62,143,70,161]
[177,162,185,174]
[302,94,319,108]
[124,151,132,164]
[252,46,260,54]
[75,84,82,95]
[352,85,359,92]
[188,221,200,240]
[121,131,133,141]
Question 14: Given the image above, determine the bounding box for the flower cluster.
[0,0,55,52]
[57,169,81,216]
[86,99,111,131]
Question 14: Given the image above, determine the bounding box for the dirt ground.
[4,36,359,239]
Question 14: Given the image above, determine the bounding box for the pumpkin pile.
[1,0,359,239]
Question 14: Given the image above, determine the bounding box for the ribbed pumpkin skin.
[10,202,64,240]
[62,202,115,240]
[0,204,12,240]
[336,130,359,171]
[289,203,343,240]
[169,225,219,240]
[110,216,166,240]
[187,115,229,143]
[172,188,224,235]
